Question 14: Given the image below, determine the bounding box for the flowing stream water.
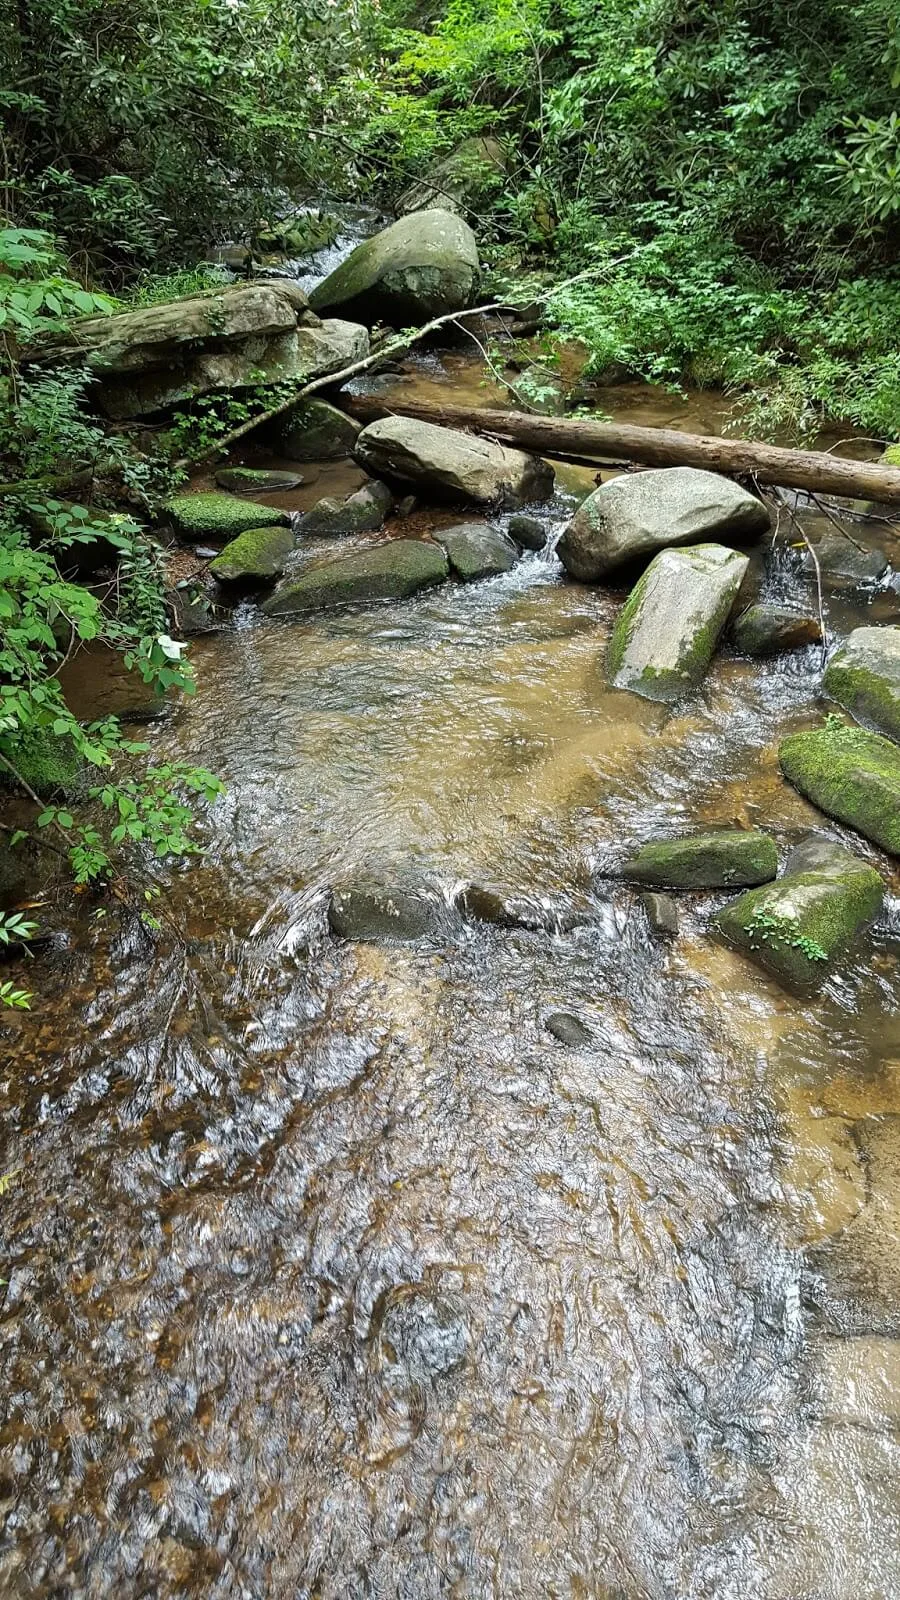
[2,242,900,1598]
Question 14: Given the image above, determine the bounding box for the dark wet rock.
[607,543,749,702]
[623,830,778,889]
[824,626,900,741]
[355,416,554,508]
[715,835,883,990]
[398,136,506,216]
[167,586,222,635]
[507,513,546,551]
[641,891,679,938]
[731,602,822,656]
[165,492,289,542]
[214,466,304,493]
[208,527,295,583]
[433,521,518,581]
[378,1289,467,1380]
[456,882,580,932]
[800,528,888,587]
[299,480,393,538]
[396,494,418,517]
[557,466,770,582]
[779,721,900,856]
[275,398,361,461]
[262,538,449,616]
[544,1011,593,1046]
[328,883,442,942]
[309,209,479,325]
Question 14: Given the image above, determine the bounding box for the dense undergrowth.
[1,0,899,995]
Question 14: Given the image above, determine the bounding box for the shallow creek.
[4,329,900,1596]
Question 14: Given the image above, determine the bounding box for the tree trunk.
[340,395,900,507]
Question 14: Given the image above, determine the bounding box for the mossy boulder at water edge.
[824,627,900,742]
[262,539,449,616]
[165,492,290,542]
[607,543,749,703]
[779,721,900,856]
[214,467,304,493]
[275,399,361,462]
[715,837,883,991]
[208,527,295,583]
[621,830,778,888]
[0,729,84,797]
[309,210,480,326]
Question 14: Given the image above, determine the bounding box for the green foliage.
[745,905,829,963]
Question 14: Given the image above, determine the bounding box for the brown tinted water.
[3,361,900,1598]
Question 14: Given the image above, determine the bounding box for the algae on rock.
[622,830,778,888]
[262,538,449,615]
[607,543,749,702]
[209,527,295,583]
[165,492,289,542]
[779,720,900,856]
[824,627,900,742]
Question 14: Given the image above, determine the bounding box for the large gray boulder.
[275,398,361,461]
[607,543,749,702]
[308,209,479,325]
[433,522,518,580]
[557,466,770,582]
[25,281,369,418]
[398,137,507,215]
[261,538,449,616]
[356,416,553,507]
[824,627,900,742]
[715,836,883,991]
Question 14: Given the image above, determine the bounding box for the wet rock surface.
[608,542,749,702]
[299,480,393,537]
[731,602,822,656]
[506,513,547,551]
[328,882,443,941]
[558,466,770,582]
[355,415,554,507]
[824,625,900,741]
[779,720,900,856]
[544,1010,593,1045]
[262,538,449,615]
[208,527,296,583]
[433,521,518,580]
[641,892,679,939]
[800,527,889,587]
[622,830,778,888]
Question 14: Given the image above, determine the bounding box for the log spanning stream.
[3,260,900,1596]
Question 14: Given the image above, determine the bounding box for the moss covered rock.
[276,399,361,461]
[0,729,84,797]
[607,543,749,702]
[823,627,900,742]
[165,492,289,542]
[779,721,900,855]
[262,538,449,616]
[558,466,770,582]
[298,481,393,537]
[208,527,295,583]
[879,444,900,467]
[731,602,822,657]
[214,466,304,493]
[309,209,479,326]
[715,836,883,990]
[434,521,518,581]
[622,830,778,888]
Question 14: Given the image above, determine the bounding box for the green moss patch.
[0,729,84,798]
[622,830,778,888]
[165,492,289,542]
[209,526,295,583]
[823,628,900,742]
[779,720,900,856]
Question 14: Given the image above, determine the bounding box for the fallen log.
[339,395,900,507]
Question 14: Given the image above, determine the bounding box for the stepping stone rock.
[557,466,770,582]
[275,398,361,461]
[214,466,304,492]
[545,1012,593,1046]
[309,209,480,325]
[623,830,778,889]
[731,602,822,656]
[434,522,518,581]
[299,480,393,537]
[456,883,579,932]
[640,892,679,938]
[165,492,289,542]
[800,528,888,587]
[824,626,900,742]
[355,416,553,508]
[328,883,441,942]
[607,543,749,702]
[209,526,295,583]
[779,720,900,856]
[507,513,546,551]
[262,538,449,616]
[715,835,883,991]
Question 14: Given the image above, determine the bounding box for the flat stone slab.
[558,466,770,582]
[824,626,900,741]
[356,416,554,508]
[779,720,900,856]
[262,538,449,616]
[715,836,883,990]
[215,467,304,493]
[433,522,518,580]
[623,830,778,888]
[607,543,749,702]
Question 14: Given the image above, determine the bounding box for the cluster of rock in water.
[21,203,900,998]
